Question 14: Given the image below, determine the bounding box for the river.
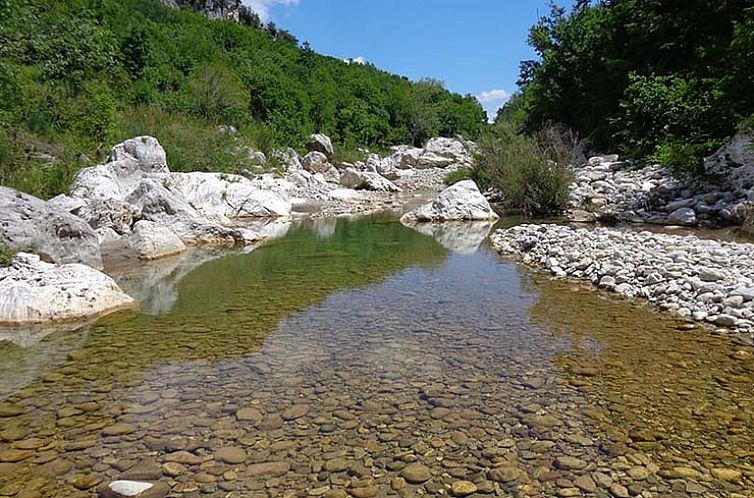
[0,215,752,497]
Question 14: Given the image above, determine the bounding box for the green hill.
[0,0,486,198]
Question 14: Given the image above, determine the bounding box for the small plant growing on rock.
[0,243,14,266]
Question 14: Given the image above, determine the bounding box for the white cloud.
[476,89,511,122]
[243,0,299,22]
[344,56,367,65]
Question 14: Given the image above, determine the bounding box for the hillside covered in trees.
[0,0,486,198]
[501,0,754,173]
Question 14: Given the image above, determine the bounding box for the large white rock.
[307,134,335,157]
[339,168,402,192]
[0,253,134,326]
[401,180,499,222]
[128,221,186,260]
[70,136,170,202]
[424,137,470,160]
[0,187,103,269]
[171,172,291,221]
[704,131,754,193]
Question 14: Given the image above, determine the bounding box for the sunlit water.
[0,216,752,497]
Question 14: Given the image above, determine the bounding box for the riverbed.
[0,215,752,497]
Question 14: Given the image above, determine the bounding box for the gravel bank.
[491,224,754,336]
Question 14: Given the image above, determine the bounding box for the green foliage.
[516,0,753,172]
[443,164,492,192]
[0,243,13,267]
[0,0,486,198]
[478,123,575,216]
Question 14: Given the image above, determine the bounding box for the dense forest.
[500,0,754,173]
[0,0,486,198]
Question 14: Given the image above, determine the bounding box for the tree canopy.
[509,0,754,170]
[0,0,486,197]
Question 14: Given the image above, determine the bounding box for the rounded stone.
[400,462,431,483]
[450,480,478,496]
[215,447,247,464]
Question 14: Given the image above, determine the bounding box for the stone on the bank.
[171,172,291,220]
[667,207,697,226]
[302,151,331,174]
[339,168,401,192]
[0,253,135,326]
[308,134,335,158]
[128,221,186,260]
[0,187,103,269]
[401,180,499,222]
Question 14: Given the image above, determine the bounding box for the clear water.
[0,216,752,497]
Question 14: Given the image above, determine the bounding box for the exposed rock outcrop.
[0,187,103,269]
[401,180,499,222]
[0,253,135,326]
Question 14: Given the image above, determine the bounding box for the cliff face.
[161,0,241,22]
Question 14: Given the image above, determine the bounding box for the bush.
[443,164,492,192]
[477,123,575,216]
[0,243,13,266]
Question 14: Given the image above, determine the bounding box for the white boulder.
[171,172,291,221]
[128,221,187,260]
[339,168,401,192]
[307,134,335,158]
[668,207,697,226]
[0,253,135,326]
[401,180,499,222]
[0,187,103,269]
[302,151,331,173]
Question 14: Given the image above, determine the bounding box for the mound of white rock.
[401,180,499,222]
[491,224,754,334]
[0,253,135,326]
[568,131,754,228]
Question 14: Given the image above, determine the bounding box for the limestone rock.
[401,180,499,222]
[0,187,103,269]
[128,221,186,260]
[0,253,135,326]
[307,134,334,158]
[339,168,401,192]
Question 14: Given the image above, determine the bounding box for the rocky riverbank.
[491,224,754,337]
[0,134,479,327]
[565,131,754,230]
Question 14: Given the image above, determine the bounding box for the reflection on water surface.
[0,216,752,497]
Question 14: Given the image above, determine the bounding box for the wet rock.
[244,461,290,478]
[214,446,246,464]
[554,457,587,471]
[0,449,32,463]
[450,480,478,496]
[98,480,169,498]
[400,462,431,483]
[68,473,103,490]
[488,465,520,483]
[282,404,310,421]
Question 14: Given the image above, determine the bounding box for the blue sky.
[245,1,565,119]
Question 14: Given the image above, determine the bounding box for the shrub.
[0,243,13,266]
[477,123,575,216]
[443,164,492,192]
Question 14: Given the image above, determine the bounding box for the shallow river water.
[0,216,753,498]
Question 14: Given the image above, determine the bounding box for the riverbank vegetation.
[472,0,754,215]
[0,0,486,199]
[507,0,754,174]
